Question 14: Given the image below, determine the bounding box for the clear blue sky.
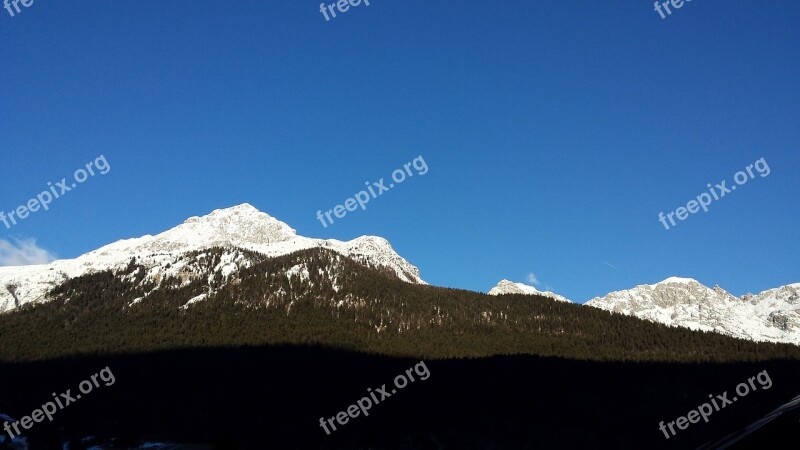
[1,1,798,302]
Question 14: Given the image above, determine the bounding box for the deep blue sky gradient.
[1,0,798,302]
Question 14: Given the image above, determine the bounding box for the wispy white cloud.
[0,238,57,266]
[603,261,620,270]
[526,273,541,286]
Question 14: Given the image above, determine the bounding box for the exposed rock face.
[587,278,800,345]
[5,284,19,308]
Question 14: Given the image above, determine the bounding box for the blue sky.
[1,0,798,302]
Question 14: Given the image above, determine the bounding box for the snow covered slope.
[0,204,425,313]
[488,279,572,303]
[586,277,800,345]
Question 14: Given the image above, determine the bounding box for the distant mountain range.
[586,277,800,346]
[1,204,797,350]
[489,277,799,346]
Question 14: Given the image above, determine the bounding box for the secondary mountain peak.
[489,279,540,295]
[488,279,572,303]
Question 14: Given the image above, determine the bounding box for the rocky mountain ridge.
[586,277,800,345]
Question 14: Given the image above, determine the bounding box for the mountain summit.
[84,203,299,258]
[0,204,424,312]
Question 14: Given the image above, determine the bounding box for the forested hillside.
[1,248,798,362]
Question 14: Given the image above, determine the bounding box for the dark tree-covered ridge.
[1,247,798,362]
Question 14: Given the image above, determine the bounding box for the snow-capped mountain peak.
[182,203,298,242]
[652,276,698,286]
[0,204,425,312]
[84,204,298,260]
[488,280,572,303]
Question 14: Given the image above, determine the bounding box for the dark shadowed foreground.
[0,346,798,449]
